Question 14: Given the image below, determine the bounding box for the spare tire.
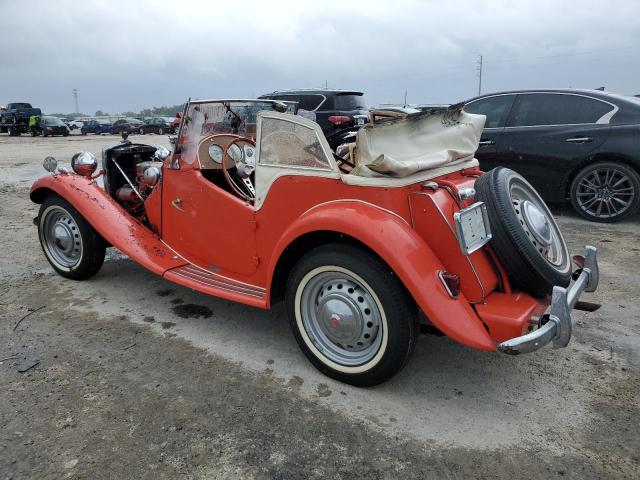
[475,167,571,297]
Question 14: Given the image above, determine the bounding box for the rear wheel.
[570,161,640,222]
[38,195,106,280]
[286,243,418,387]
[139,127,144,135]
[475,167,571,297]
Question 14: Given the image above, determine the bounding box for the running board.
[164,264,267,309]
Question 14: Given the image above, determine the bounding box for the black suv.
[258,89,368,149]
[464,89,640,222]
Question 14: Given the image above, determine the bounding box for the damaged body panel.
[30,99,600,386]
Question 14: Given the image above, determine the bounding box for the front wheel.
[570,161,640,222]
[38,195,106,280]
[139,127,144,135]
[286,243,418,387]
[158,127,164,135]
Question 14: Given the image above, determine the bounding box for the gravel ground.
[1,132,639,479]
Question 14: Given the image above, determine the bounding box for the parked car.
[111,118,144,135]
[68,120,85,130]
[81,119,113,135]
[30,99,599,386]
[40,116,70,137]
[259,89,369,149]
[140,117,174,135]
[463,89,640,222]
[0,102,42,136]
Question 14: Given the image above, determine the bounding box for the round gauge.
[208,144,223,164]
[228,144,243,163]
[243,146,256,167]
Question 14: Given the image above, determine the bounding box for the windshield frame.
[171,99,299,169]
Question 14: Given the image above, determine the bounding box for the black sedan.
[40,116,70,137]
[139,117,173,135]
[111,118,144,135]
[464,89,640,222]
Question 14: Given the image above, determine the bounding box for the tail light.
[439,271,461,297]
[328,115,351,126]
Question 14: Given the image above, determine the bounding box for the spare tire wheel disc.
[475,167,571,297]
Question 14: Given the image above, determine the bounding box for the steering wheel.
[222,136,256,202]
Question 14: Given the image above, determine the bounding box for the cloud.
[1,0,638,113]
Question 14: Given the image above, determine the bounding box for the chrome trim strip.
[160,240,266,291]
[172,271,265,298]
[497,245,599,355]
[179,266,265,295]
[301,199,411,226]
[410,192,486,301]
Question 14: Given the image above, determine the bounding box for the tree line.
[48,103,186,119]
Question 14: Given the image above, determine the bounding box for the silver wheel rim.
[509,180,567,268]
[42,206,82,269]
[575,167,635,219]
[300,271,383,367]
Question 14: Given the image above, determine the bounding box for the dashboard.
[197,134,256,171]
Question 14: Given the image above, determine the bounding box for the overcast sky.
[1,0,639,114]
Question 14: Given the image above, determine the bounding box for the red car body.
[30,100,599,385]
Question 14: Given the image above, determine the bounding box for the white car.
[68,120,85,130]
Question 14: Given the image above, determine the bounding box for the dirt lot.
[1,132,639,479]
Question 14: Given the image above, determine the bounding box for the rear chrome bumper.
[497,245,599,355]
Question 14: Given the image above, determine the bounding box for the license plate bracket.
[453,202,492,254]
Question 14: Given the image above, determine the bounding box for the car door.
[463,94,516,170]
[498,93,613,200]
[161,158,259,277]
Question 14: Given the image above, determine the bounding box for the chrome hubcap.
[576,167,634,219]
[43,207,82,268]
[510,181,567,268]
[521,200,552,247]
[300,272,382,366]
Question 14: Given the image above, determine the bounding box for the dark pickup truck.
[1,102,42,135]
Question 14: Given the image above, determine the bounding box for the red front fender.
[267,200,496,351]
[30,174,185,275]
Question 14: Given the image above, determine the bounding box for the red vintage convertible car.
[30,99,599,386]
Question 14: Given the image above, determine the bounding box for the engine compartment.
[102,142,163,222]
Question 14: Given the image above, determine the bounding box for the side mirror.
[43,156,57,172]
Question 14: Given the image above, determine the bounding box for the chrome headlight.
[153,146,171,161]
[71,151,98,177]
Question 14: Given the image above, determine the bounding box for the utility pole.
[476,55,483,96]
[73,89,79,114]
[404,89,408,107]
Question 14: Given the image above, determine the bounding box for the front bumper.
[497,245,599,355]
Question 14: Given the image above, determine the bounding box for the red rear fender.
[268,200,496,351]
[30,174,185,275]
